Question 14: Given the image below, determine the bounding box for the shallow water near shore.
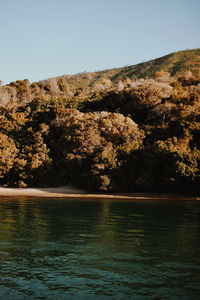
[0,197,200,299]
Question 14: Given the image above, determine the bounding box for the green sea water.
[0,197,200,299]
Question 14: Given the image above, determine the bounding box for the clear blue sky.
[0,0,199,84]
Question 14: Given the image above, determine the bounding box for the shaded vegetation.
[0,49,200,194]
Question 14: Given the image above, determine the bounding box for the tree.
[0,133,18,179]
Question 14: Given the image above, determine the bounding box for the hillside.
[0,48,200,194]
[0,48,200,106]
[62,48,200,88]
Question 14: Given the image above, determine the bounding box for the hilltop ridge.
[0,48,200,106]
[62,48,200,88]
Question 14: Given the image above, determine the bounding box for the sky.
[0,0,200,84]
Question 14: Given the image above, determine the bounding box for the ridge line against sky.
[0,0,200,84]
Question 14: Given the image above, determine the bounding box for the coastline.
[0,186,199,201]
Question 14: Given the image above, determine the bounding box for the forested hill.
[0,49,200,194]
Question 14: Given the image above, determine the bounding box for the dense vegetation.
[0,49,200,194]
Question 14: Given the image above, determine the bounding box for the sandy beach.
[0,186,199,201]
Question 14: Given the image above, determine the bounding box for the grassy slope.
[1,48,200,107]
[59,48,200,89]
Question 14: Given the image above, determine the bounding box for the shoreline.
[0,186,199,201]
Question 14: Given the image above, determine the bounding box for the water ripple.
[0,198,200,299]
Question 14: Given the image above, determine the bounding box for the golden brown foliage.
[0,50,200,192]
[0,133,18,178]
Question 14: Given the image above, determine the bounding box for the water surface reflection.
[0,198,200,299]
